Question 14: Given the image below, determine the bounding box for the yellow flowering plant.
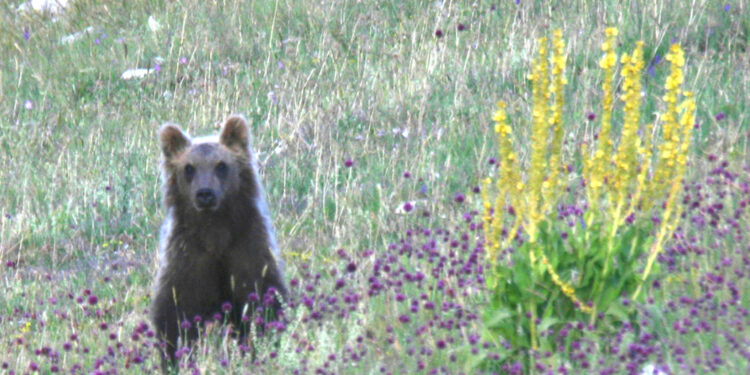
[480,28,695,370]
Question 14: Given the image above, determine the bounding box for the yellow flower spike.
[586,28,618,216]
[633,52,694,302]
[648,43,685,210]
[486,100,524,256]
[541,254,592,314]
[527,36,551,243]
[612,41,644,223]
[544,30,567,215]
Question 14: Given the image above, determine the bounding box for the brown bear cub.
[150,115,287,370]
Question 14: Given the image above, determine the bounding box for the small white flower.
[18,0,69,14]
[24,100,33,110]
[391,127,410,138]
[121,68,153,80]
[148,15,161,32]
[639,364,667,375]
[60,26,93,44]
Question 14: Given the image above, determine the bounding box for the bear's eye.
[184,164,195,180]
[215,162,228,178]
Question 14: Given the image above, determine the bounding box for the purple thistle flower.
[221,301,232,313]
[625,213,635,224]
[403,201,413,212]
[248,292,259,302]
[88,295,98,305]
[435,29,443,38]
[715,112,726,121]
[403,171,411,178]
[586,112,596,121]
[344,158,354,167]
[346,262,357,272]
[454,193,465,203]
[457,23,467,32]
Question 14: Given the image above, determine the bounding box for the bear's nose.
[195,189,216,208]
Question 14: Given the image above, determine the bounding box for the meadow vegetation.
[1,0,749,374]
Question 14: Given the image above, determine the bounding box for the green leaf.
[538,317,560,333]
[465,351,487,372]
[484,307,513,329]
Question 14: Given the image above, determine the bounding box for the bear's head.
[159,115,254,213]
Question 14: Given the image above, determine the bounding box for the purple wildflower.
[403,201,413,212]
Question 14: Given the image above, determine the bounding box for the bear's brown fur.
[150,115,287,370]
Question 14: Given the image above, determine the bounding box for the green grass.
[1,0,749,374]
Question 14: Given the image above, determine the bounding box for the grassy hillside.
[1,0,748,373]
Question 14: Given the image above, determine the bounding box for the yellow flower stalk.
[526,36,551,243]
[648,43,685,209]
[633,91,695,300]
[586,27,618,222]
[543,30,568,215]
[486,101,523,264]
[628,122,654,216]
[542,255,593,314]
[612,41,644,221]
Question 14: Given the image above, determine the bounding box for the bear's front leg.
[150,254,226,372]
[225,248,287,335]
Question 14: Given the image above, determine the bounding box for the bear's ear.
[159,123,191,160]
[219,115,250,152]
